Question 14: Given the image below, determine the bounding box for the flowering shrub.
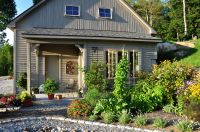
[0,96,7,104]
[67,100,92,118]
[188,83,200,100]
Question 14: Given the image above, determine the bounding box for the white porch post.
[34,44,40,87]
[27,43,31,94]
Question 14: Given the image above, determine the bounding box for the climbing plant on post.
[113,58,129,99]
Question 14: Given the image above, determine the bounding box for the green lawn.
[180,39,200,67]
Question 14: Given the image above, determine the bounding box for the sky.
[5,0,33,45]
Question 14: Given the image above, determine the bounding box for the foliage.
[131,80,165,113]
[118,110,131,124]
[153,118,167,128]
[127,0,200,41]
[0,43,13,76]
[67,99,92,118]
[17,73,27,90]
[43,79,59,94]
[162,104,179,114]
[131,60,192,113]
[85,88,102,107]
[176,120,193,132]
[152,60,192,105]
[113,58,129,99]
[32,86,39,94]
[0,0,16,43]
[134,115,148,127]
[187,82,200,100]
[101,111,116,124]
[32,0,42,5]
[19,91,32,102]
[0,102,5,108]
[89,115,98,121]
[93,95,117,115]
[84,62,107,92]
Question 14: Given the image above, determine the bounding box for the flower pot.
[22,99,33,107]
[48,94,54,100]
[56,95,62,100]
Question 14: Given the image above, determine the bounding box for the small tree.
[84,62,107,92]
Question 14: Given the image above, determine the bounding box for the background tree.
[0,0,16,44]
[33,0,42,5]
[0,43,13,76]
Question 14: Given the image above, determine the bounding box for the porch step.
[35,93,79,101]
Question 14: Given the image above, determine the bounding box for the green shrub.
[19,91,32,102]
[134,115,148,127]
[84,62,107,92]
[67,99,92,118]
[85,89,101,107]
[93,95,117,115]
[89,115,98,121]
[162,104,178,113]
[43,79,59,94]
[101,111,116,124]
[118,110,131,124]
[176,120,193,132]
[152,60,192,105]
[17,73,27,90]
[153,118,167,128]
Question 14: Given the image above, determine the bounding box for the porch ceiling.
[22,28,162,42]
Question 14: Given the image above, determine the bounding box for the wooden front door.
[45,56,59,81]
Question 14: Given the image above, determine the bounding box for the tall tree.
[33,0,42,5]
[0,0,16,44]
[183,0,187,35]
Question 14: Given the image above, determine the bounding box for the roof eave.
[22,34,162,43]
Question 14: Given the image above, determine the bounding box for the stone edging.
[0,116,163,132]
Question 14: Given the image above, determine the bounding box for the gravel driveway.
[0,76,14,94]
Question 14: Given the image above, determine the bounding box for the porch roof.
[22,28,162,42]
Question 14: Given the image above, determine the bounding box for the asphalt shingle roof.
[22,28,161,41]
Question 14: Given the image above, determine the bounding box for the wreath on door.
[66,61,75,75]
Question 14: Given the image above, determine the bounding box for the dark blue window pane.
[105,9,110,13]
[105,13,111,17]
[73,11,79,15]
[66,6,73,11]
[66,10,73,15]
[73,7,79,11]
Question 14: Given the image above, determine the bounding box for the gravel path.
[0,76,14,94]
[0,99,138,132]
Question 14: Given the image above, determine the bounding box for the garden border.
[0,116,163,132]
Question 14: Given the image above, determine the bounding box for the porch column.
[34,44,40,87]
[82,44,87,92]
[27,43,31,94]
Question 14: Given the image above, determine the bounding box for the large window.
[65,6,80,16]
[99,8,112,19]
[106,50,141,78]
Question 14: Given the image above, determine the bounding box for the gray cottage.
[8,0,161,94]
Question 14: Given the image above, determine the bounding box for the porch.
[25,40,88,94]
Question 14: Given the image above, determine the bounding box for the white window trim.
[64,5,80,17]
[98,7,113,19]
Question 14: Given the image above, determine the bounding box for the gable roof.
[8,0,156,34]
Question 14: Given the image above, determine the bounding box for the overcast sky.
[5,0,33,45]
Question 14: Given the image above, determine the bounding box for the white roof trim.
[119,0,156,34]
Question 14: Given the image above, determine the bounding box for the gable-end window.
[65,5,80,16]
[99,8,112,19]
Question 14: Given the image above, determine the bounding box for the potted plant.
[19,91,33,107]
[43,79,59,100]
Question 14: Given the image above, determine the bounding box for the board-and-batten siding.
[17,0,148,34]
[16,30,37,87]
[86,41,157,71]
